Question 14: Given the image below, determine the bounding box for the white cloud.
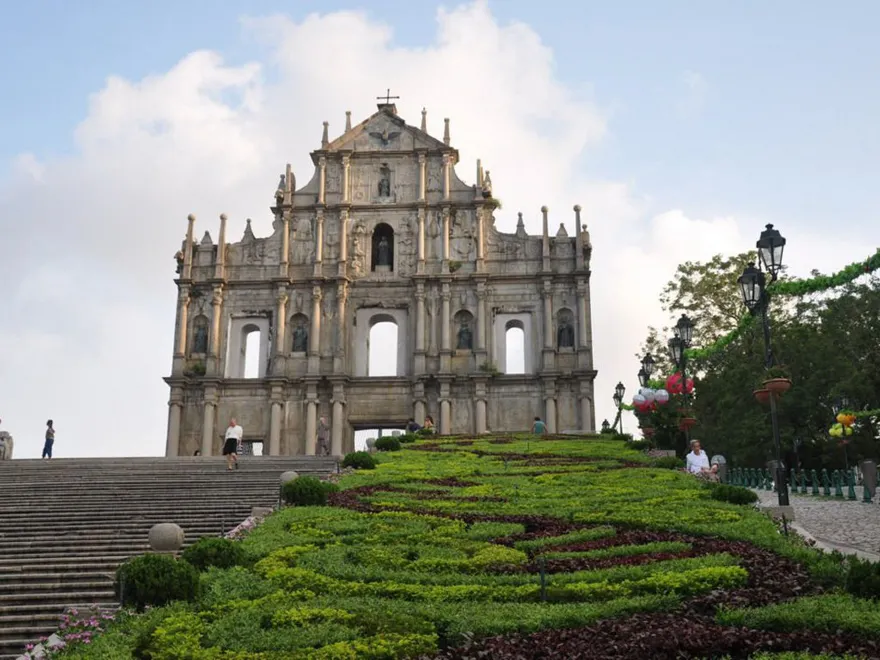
[0,1,855,457]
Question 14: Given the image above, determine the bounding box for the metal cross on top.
[376,88,400,104]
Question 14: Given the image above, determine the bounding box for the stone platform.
[0,456,337,659]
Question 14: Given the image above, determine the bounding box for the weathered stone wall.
[164,103,597,456]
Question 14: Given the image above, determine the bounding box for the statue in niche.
[292,323,308,352]
[174,250,184,274]
[377,165,391,197]
[457,320,473,350]
[376,237,392,267]
[557,318,575,348]
[193,324,209,353]
[482,170,493,198]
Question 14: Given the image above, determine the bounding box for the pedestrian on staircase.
[223,418,243,471]
[42,420,55,459]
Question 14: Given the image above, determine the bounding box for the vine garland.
[841,408,880,419]
[683,249,880,361]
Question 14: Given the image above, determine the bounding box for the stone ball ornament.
[280,471,299,484]
[148,523,185,553]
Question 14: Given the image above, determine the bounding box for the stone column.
[476,286,487,352]
[415,286,426,375]
[577,280,589,348]
[338,209,348,277]
[541,206,550,271]
[174,286,191,363]
[442,155,451,200]
[334,283,347,373]
[279,210,290,278]
[440,399,451,435]
[201,401,216,456]
[417,208,426,272]
[309,286,322,374]
[579,389,593,432]
[574,204,585,270]
[182,213,196,279]
[544,397,557,434]
[476,208,485,261]
[476,399,487,434]
[418,153,427,201]
[440,285,451,352]
[305,399,317,455]
[414,399,426,425]
[318,156,326,205]
[331,398,344,456]
[165,390,183,457]
[441,209,450,263]
[269,400,282,456]
[313,210,324,277]
[342,155,351,203]
[215,213,228,280]
[310,286,322,354]
[543,283,553,349]
[274,290,288,355]
[208,286,223,376]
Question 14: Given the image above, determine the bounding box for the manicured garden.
[51,434,880,659]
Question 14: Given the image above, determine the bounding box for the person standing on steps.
[42,420,55,459]
[223,418,243,471]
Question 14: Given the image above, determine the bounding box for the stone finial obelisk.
[421,108,427,131]
[541,206,551,271]
[443,118,450,145]
[321,121,329,148]
[345,111,352,132]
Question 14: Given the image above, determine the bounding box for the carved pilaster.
[440,284,451,372]
[173,286,191,375]
[441,208,450,265]
[338,209,349,278]
[318,156,327,205]
[418,153,427,202]
[165,387,184,457]
[417,208,426,272]
[334,282,348,373]
[342,154,351,203]
[309,285,323,374]
[279,210,290,278]
[442,153,452,201]
[476,284,487,354]
[313,210,324,278]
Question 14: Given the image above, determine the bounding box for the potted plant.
[762,364,792,395]
[641,426,655,438]
[753,388,771,405]
[679,416,697,432]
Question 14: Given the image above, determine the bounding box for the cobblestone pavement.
[755,488,880,558]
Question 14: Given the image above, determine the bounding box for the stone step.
[0,602,117,615]
[0,522,238,536]
[0,589,115,604]
[0,571,119,583]
[0,562,125,574]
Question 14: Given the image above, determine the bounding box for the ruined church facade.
[164,102,597,457]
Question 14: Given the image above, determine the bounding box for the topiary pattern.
[181,537,246,571]
[342,451,377,470]
[281,476,339,506]
[115,553,200,611]
[375,436,402,452]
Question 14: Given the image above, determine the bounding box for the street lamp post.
[737,223,789,507]
[667,315,695,444]
[613,382,626,434]
[831,395,851,471]
[637,367,649,388]
[601,419,611,434]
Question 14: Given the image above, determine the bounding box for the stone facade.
[164,103,597,457]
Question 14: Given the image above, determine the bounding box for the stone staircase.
[0,456,338,659]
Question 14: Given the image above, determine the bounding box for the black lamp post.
[613,382,626,434]
[637,367,649,388]
[737,223,789,506]
[667,314,695,445]
[641,353,656,380]
[831,395,851,471]
[601,419,611,434]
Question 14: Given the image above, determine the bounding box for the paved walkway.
[755,489,880,560]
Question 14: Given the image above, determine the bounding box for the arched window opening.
[505,321,525,375]
[191,315,209,354]
[454,310,475,351]
[368,319,398,376]
[371,223,395,272]
[243,327,261,379]
[556,309,576,348]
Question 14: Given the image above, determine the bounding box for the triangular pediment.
[325,107,449,154]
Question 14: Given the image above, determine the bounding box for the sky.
[2,0,880,457]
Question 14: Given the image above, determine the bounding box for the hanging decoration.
[682,248,880,362]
